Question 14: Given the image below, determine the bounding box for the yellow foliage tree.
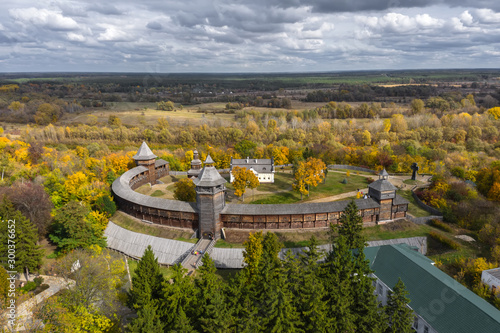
[304,157,326,196]
[242,231,263,280]
[383,118,391,132]
[293,157,326,199]
[362,130,371,146]
[487,107,500,120]
[232,166,259,200]
[487,182,500,202]
[272,146,289,165]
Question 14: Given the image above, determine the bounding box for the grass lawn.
[329,168,375,176]
[127,259,174,279]
[403,179,425,185]
[110,211,197,242]
[214,239,246,248]
[151,190,165,197]
[397,190,432,217]
[215,269,240,281]
[362,220,433,240]
[249,172,369,204]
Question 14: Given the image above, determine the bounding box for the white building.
[482,267,500,296]
[230,157,275,183]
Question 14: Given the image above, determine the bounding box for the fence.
[408,215,443,225]
[411,190,443,216]
[328,164,376,173]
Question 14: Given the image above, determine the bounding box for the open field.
[59,104,235,127]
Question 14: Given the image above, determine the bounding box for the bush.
[93,195,117,217]
[20,281,37,292]
[33,276,44,287]
[429,231,461,250]
[429,219,453,233]
[366,177,375,184]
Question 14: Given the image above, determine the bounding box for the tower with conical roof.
[368,169,397,222]
[133,141,158,185]
[187,149,202,179]
[193,155,226,239]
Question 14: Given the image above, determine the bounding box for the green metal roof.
[366,244,500,333]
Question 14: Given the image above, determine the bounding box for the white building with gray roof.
[230,157,275,183]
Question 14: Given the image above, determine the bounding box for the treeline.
[305,84,438,102]
[307,86,500,109]
[19,106,500,175]
[126,202,414,333]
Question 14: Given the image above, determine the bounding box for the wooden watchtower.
[193,155,227,239]
[368,169,397,222]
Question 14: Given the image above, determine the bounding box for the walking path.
[3,275,73,332]
[308,171,432,203]
[181,238,214,272]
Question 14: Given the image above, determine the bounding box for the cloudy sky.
[0,0,500,73]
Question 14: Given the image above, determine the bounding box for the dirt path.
[307,171,432,203]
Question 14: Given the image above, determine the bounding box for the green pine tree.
[160,264,196,331]
[126,298,164,333]
[127,245,165,310]
[385,278,414,333]
[170,305,196,333]
[338,200,366,250]
[264,272,303,333]
[294,247,330,333]
[350,249,387,332]
[321,234,356,333]
[0,198,43,275]
[194,254,233,333]
[301,235,324,266]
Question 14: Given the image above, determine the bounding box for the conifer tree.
[338,200,366,250]
[350,249,387,332]
[292,246,330,332]
[301,235,324,266]
[385,278,414,333]
[170,305,196,333]
[0,198,43,276]
[264,270,303,332]
[127,245,165,310]
[126,298,164,333]
[160,264,196,331]
[194,254,233,333]
[321,234,356,332]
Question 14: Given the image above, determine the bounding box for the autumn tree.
[293,157,326,199]
[49,201,106,253]
[487,107,500,120]
[40,248,126,331]
[1,181,53,239]
[242,231,264,279]
[410,99,425,114]
[232,166,259,200]
[34,103,61,125]
[157,100,174,111]
[174,178,196,202]
[293,161,309,200]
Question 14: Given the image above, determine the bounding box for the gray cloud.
[0,1,500,72]
[146,21,163,30]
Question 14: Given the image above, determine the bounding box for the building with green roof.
[366,244,500,333]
